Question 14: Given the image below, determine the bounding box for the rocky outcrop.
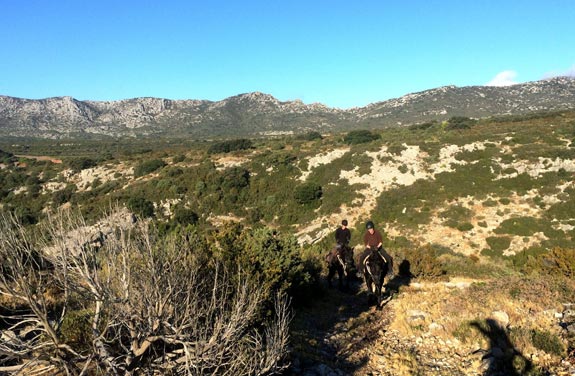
[1,77,574,139]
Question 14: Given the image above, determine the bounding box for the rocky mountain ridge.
[1,77,574,139]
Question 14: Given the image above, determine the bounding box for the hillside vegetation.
[1,109,575,374]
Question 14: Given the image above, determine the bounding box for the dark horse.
[360,247,393,307]
[326,244,354,289]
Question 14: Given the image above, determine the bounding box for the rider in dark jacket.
[335,219,351,248]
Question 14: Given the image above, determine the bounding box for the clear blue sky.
[1,1,574,108]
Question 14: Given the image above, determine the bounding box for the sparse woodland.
[1,110,575,375]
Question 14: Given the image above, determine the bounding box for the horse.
[360,247,393,307]
[326,244,354,289]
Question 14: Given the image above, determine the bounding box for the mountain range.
[1,76,574,139]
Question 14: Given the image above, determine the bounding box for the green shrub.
[173,207,199,226]
[53,185,77,207]
[445,116,477,130]
[172,154,186,163]
[294,183,322,205]
[297,131,323,141]
[343,130,380,145]
[387,144,407,155]
[440,205,473,228]
[127,197,155,218]
[215,225,321,306]
[0,148,15,163]
[134,159,166,177]
[457,222,474,232]
[68,157,97,173]
[60,309,93,352]
[494,217,539,236]
[396,244,446,280]
[221,167,250,190]
[530,247,575,278]
[408,120,438,131]
[486,236,511,252]
[529,328,565,356]
[398,164,409,174]
[14,206,40,225]
[208,139,253,154]
[482,199,498,207]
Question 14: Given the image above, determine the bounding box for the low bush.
[134,159,166,177]
[486,236,511,252]
[126,197,155,218]
[494,217,540,236]
[343,130,380,145]
[297,131,323,141]
[528,247,575,278]
[68,157,97,173]
[208,139,253,154]
[529,328,565,356]
[173,207,199,226]
[294,183,322,205]
[445,116,477,130]
[395,244,446,280]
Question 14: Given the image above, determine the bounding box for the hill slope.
[1,110,575,374]
[1,77,574,139]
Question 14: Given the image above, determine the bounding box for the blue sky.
[1,1,574,108]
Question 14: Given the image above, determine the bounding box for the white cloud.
[485,70,518,86]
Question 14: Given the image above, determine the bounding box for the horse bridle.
[363,250,387,281]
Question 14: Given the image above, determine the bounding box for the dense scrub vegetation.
[207,138,253,154]
[1,109,575,373]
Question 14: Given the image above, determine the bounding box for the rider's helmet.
[366,221,374,229]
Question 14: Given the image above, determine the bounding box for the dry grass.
[389,275,574,360]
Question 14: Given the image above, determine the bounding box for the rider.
[335,219,351,250]
[363,220,382,251]
[362,220,393,274]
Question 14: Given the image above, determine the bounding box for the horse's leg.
[364,274,375,305]
[337,267,344,289]
[344,263,351,289]
[375,275,384,307]
[327,266,335,288]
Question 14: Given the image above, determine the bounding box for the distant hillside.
[0,77,574,139]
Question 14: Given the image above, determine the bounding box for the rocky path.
[286,278,575,376]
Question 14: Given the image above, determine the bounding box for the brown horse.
[326,244,354,289]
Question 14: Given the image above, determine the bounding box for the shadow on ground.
[284,276,371,375]
[471,319,534,376]
[285,259,415,376]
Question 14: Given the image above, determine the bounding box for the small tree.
[126,197,155,218]
[343,130,380,144]
[134,159,166,177]
[294,183,322,205]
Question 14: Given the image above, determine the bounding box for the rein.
[363,254,373,280]
[377,250,388,263]
[336,254,347,276]
[363,249,388,280]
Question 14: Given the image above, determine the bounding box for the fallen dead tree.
[0,209,291,375]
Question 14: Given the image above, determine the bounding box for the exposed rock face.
[1,77,574,139]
